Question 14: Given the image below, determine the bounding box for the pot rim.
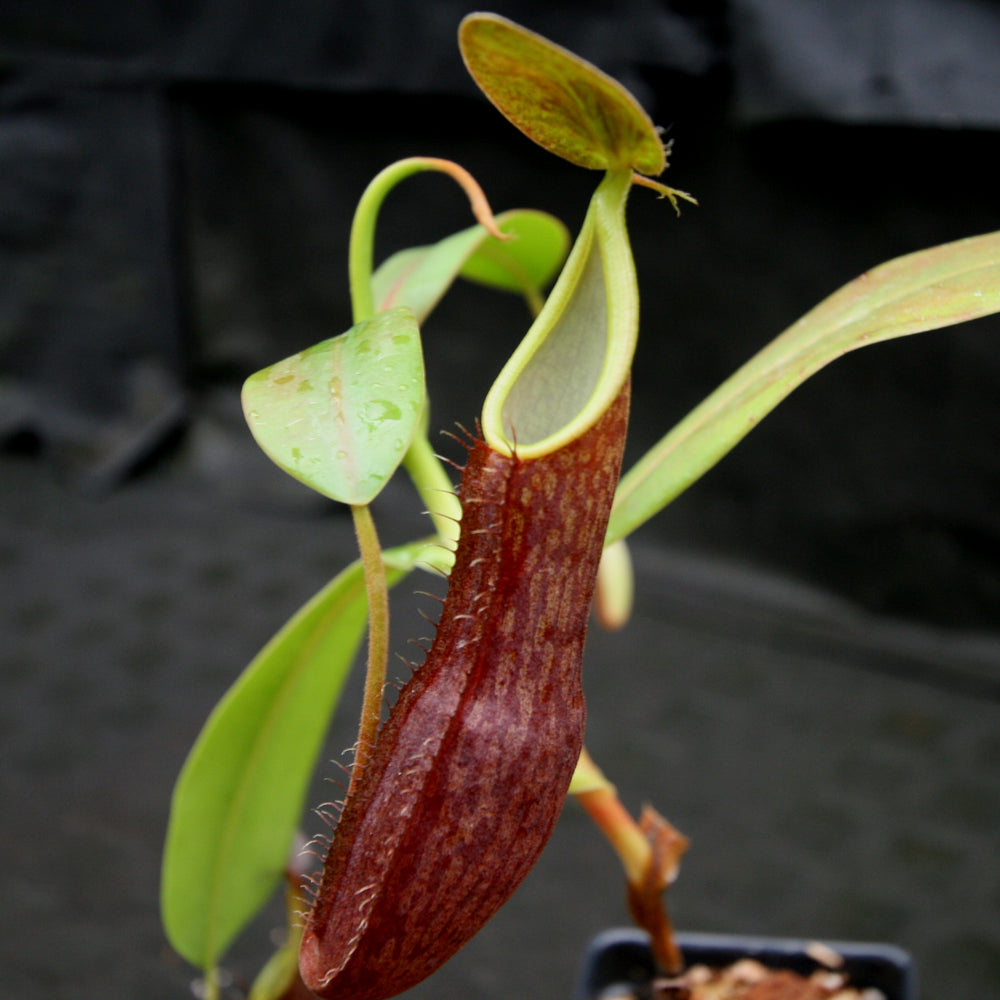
[574,927,917,1000]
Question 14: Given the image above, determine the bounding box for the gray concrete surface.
[2,421,998,1000]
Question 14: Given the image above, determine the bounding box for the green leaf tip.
[481,168,637,458]
[242,306,424,506]
[461,209,571,302]
[372,209,569,322]
[459,12,667,176]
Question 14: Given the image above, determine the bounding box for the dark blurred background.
[3,0,1000,624]
[2,2,999,999]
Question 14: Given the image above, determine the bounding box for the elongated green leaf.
[161,539,442,971]
[459,13,666,175]
[372,209,569,321]
[242,307,424,505]
[482,169,637,458]
[608,229,1000,544]
[374,228,489,322]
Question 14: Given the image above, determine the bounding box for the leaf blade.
[241,307,424,505]
[460,209,570,297]
[608,229,1000,543]
[372,209,569,321]
[160,541,435,970]
[373,229,489,322]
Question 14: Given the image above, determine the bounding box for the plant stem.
[342,157,505,778]
[346,154,503,562]
[594,538,634,631]
[571,748,688,975]
[348,156,504,325]
[402,432,462,552]
[571,748,650,884]
[349,503,390,791]
[202,967,220,1000]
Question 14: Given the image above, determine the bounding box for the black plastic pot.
[573,928,917,1000]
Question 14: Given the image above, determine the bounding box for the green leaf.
[482,169,637,458]
[160,539,439,971]
[372,209,569,321]
[460,209,570,297]
[373,229,490,322]
[242,307,424,505]
[459,12,666,175]
[608,229,1000,544]
[349,156,505,324]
